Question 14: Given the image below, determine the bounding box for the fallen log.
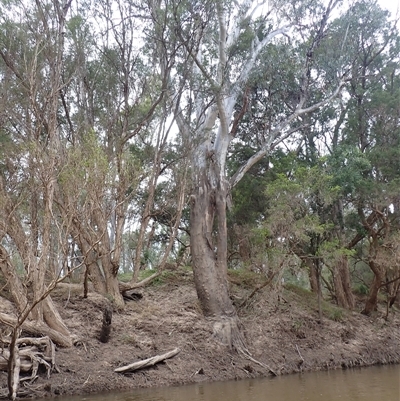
[0,312,72,347]
[115,348,180,373]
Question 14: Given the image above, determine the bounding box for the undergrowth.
[284,283,346,322]
[228,268,263,288]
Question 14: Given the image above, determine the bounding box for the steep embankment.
[1,269,399,398]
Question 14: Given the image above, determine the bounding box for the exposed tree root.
[0,336,57,377]
[0,336,57,400]
[212,316,278,376]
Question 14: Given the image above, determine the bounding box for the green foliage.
[316,0,394,82]
[317,240,356,265]
[285,283,345,321]
[58,131,109,198]
[322,304,345,322]
[353,283,369,296]
[228,19,255,60]
[117,272,132,283]
[138,269,178,287]
[282,268,310,289]
[285,283,314,300]
[0,0,399,325]
[228,268,263,288]
[264,156,339,244]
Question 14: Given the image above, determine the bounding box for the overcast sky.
[378,0,400,17]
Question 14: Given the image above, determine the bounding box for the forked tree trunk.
[73,238,124,309]
[190,164,245,349]
[85,252,107,295]
[168,0,344,354]
[72,233,107,295]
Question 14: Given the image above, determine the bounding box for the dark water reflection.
[39,364,399,401]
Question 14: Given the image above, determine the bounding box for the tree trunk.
[362,273,382,315]
[338,255,355,309]
[357,209,385,316]
[234,225,251,265]
[86,254,107,294]
[333,266,349,309]
[316,264,323,322]
[74,234,107,294]
[304,257,318,293]
[190,183,234,318]
[0,246,28,314]
[190,164,245,349]
[332,256,354,309]
[331,200,354,309]
[103,259,125,310]
[0,246,72,347]
[388,278,400,308]
[42,296,71,337]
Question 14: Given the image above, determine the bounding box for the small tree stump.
[99,304,112,343]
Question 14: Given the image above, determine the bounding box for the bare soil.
[1,269,399,398]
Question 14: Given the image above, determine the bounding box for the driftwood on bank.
[115,348,180,373]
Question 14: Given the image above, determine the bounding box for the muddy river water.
[40,364,399,401]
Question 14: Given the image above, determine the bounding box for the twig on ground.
[296,344,304,363]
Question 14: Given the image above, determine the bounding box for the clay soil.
[1,269,399,399]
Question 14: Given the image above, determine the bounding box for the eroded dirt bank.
[1,270,399,398]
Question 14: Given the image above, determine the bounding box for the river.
[37,364,399,401]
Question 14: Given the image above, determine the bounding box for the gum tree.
[148,0,349,350]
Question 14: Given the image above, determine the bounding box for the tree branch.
[230,77,346,189]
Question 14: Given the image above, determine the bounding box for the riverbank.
[2,269,399,398]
